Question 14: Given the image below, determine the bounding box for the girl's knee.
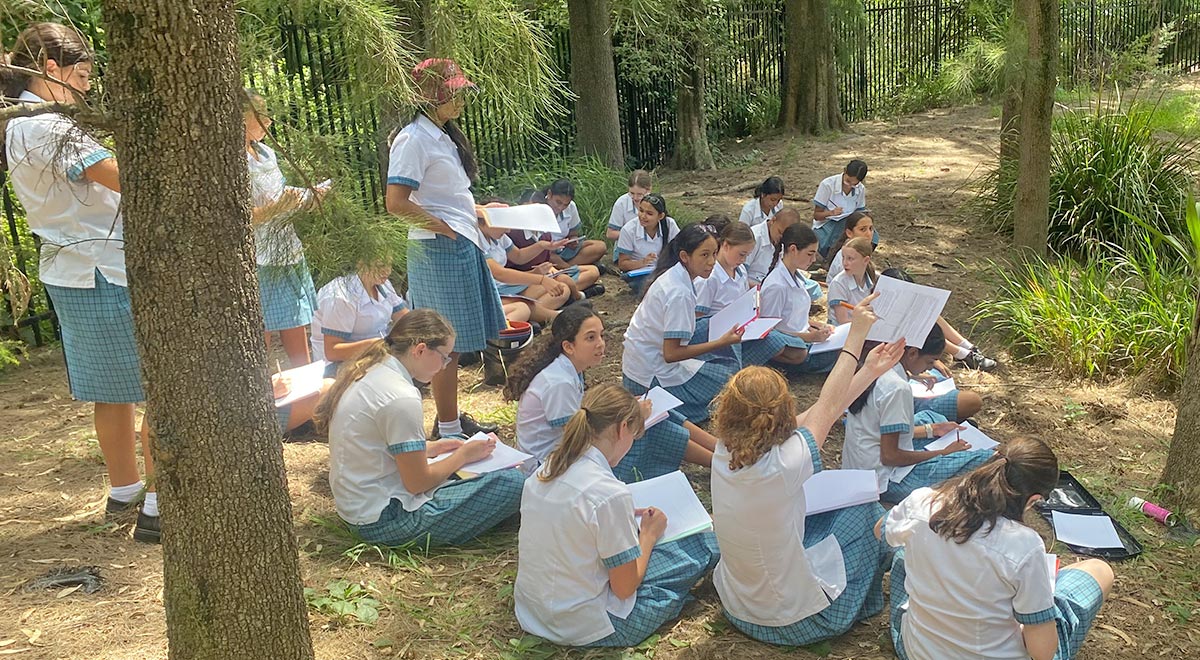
[1073,559,1115,596]
[957,391,983,419]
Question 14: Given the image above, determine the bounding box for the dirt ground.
[2,102,1197,659]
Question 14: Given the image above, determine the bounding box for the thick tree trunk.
[1000,91,1020,165]
[1011,0,1057,257]
[1163,303,1200,511]
[567,0,625,168]
[672,0,714,170]
[778,0,846,134]
[102,2,314,658]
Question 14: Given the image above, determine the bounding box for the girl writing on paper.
[709,298,902,646]
[813,159,869,257]
[827,237,876,325]
[514,384,719,647]
[537,179,608,267]
[738,176,786,227]
[615,193,681,292]
[757,224,841,374]
[315,310,523,547]
[606,169,655,241]
[743,207,821,302]
[506,304,718,481]
[842,324,994,504]
[622,225,742,422]
[477,215,573,325]
[882,438,1113,660]
[310,259,408,378]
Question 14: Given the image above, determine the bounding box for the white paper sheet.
[910,377,957,399]
[740,316,782,340]
[707,287,758,341]
[1051,510,1123,548]
[808,323,852,354]
[273,360,329,408]
[428,433,534,475]
[642,387,684,428]
[866,275,952,346]
[627,471,713,545]
[480,204,560,233]
[1046,553,1059,589]
[804,469,881,515]
[923,422,1000,452]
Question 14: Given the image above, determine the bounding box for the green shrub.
[481,157,629,239]
[1133,92,1200,139]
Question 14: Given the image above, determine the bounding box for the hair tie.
[580,407,591,419]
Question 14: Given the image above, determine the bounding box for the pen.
[837,300,885,321]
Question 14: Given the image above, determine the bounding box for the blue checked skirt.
[350,469,524,547]
[408,235,506,354]
[622,350,738,424]
[889,551,1105,660]
[912,371,958,419]
[44,269,144,403]
[258,261,316,332]
[613,410,690,484]
[882,411,994,504]
[591,531,721,647]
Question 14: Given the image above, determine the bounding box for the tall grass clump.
[482,157,630,239]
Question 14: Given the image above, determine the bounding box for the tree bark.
[778,0,846,134]
[1163,302,1200,511]
[566,0,624,168]
[101,1,315,658]
[1010,0,1058,257]
[672,0,715,170]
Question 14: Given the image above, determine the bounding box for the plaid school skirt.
[258,260,316,332]
[44,269,144,403]
[613,410,690,484]
[882,411,995,504]
[407,235,506,354]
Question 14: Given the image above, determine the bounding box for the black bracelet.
[840,349,860,362]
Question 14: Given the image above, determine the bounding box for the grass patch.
[483,157,630,240]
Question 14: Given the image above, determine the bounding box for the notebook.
[642,387,683,428]
[910,377,957,399]
[428,433,533,476]
[273,360,329,408]
[922,422,1000,452]
[804,469,881,515]
[626,471,713,545]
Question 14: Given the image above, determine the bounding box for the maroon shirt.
[506,229,553,272]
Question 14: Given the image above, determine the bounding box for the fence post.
[1088,0,1097,69]
[933,0,943,74]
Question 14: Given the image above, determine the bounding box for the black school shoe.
[105,496,141,518]
[133,511,161,544]
[581,283,606,299]
[956,348,998,372]
[431,412,499,439]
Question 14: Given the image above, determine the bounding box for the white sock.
[953,345,972,360]
[109,481,144,503]
[438,418,463,437]
[961,339,975,350]
[141,492,159,517]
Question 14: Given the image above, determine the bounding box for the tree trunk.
[778,0,846,134]
[672,0,715,170]
[1000,91,1020,165]
[1011,0,1057,257]
[566,0,625,168]
[1163,302,1200,511]
[102,2,315,658]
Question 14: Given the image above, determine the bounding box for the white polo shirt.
[515,446,641,646]
[387,115,484,249]
[738,198,782,227]
[310,274,407,361]
[623,263,704,388]
[247,142,306,266]
[5,90,126,288]
[607,192,639,232]
[744,221,776,284]
[695,263,750,315]
[843,364,917,492]
[549,200,582,241]
[827,249,845,280]
[812,173,867,229]
[483,233,515,267]
[327,356,434,524]
[712,428,847,626]
[516,353,585,461]
[826,271,874,325]
[759,261,813,334]
[886,487,1057,660]
[615,216,679,265]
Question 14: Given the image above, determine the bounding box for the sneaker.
[957,349,998,371]
[105,496,140,518]
[581,283,606,299]
[596,263,616,277]
[133,511,161,544]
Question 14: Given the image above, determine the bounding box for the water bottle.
[1127,496,1179,527]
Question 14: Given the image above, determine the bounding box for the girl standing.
[615,193,680,292]
[514,384,719,647]
[758,225,839,373]
[883,438,1113,660]
[710,301,904,646]
[316,310,523,547]
[606,170,654,241]
[310,260,408,376]
[827,237,876,325]
[3,23,158,541]
[813,159,869,257]
[385,58,500,440]
[738,176,785,227]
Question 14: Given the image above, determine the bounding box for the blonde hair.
[843,236,876,284]
[713,367,798,470]
[539,384,645,481]
[629,169,653,189]
[314,309,454,436]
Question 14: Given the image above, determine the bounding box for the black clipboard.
[1035,470,1143,560]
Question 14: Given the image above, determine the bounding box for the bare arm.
[83,157,121,193]
[609,508,666,599]
[662,328,741,363]
[392,436,497,494]
[1022,622,1058,660]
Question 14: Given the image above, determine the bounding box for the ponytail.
[503,303,600,401]
[539,384,645,481]
[769,223,817,273]
[442,120,478,182]
[929,438,1059,543]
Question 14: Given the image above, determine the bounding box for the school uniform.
[885,488,1106,660]
[812,174,868,255]
[6,90,142,403]
[615,217,680,292]
[327,355,523,546]
[607,192,639,235]
[515,354,693,484]
[711,427,889,646]
[758,262,836,374]
[911,368,960,420]
[826,271,874,325]
[552,200,584,260]
[623,263,739,422]
[738,198,782,227]
[743,221,776,284]
[842,364,992,504]
[310,274,407,363]
[515,446,719,647]
[388,115,505,353]
[482,234,530,296]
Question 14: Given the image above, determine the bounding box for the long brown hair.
[828,211,872,264]
[539,384,644,482]
[1,22,93,99]
[928,438,1059,543]
[503,303,600,401]
[314,309,454,436]
[713,367,798,470]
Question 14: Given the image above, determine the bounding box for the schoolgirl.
[478,219,571,325]
[310,259,408,378]
[539,179,608,267]
[316,309,524,547]
[827,237,876,325]
[842,324,993,504]
[615,193,680,292]
[710,302,903,646]
[514,384,719,647]
[385,58,501,440]
[883,438,1113,660]
[744,207,799,285]
[622,225,741,422]
[244,90,318,367]
[606,169,654,241]
[813,159,869,257]
[757,224,840,373]
[3,23,158,541]
[506,304,719,481]
[738,176,785,227]
[825,211,874,280]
